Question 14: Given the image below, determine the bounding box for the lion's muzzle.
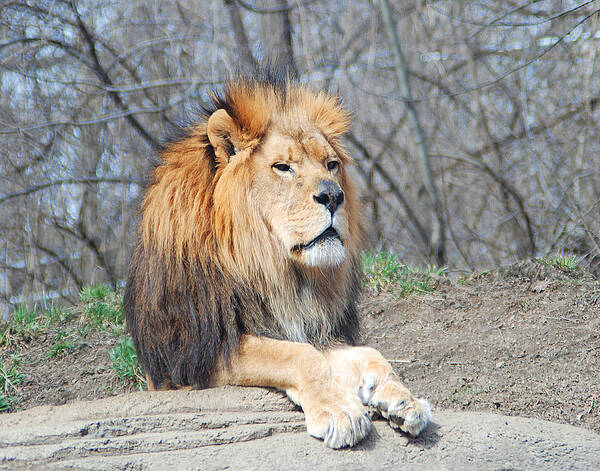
[313,179,344,215]
[291,226,342,253]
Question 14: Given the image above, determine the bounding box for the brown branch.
[0,36,93,68]
[52,218,118,290]
[346,132,431,252]
[234,0,315,14]
[378,0,446,265]
[0,105,180,134]
[223,0,259,73]
[70,1,160,149]
[259,0,297,73]
[0,177,143,205]
[470,96,599,158]
[434,152,536,257]
[31,242,85,290]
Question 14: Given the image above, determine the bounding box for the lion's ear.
[207,109,238,165]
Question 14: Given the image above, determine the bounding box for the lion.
[124,69,431,448]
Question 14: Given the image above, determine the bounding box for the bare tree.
[378,0,446,265]
[1,0,599,312]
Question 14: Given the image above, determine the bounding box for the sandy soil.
[362,260,600,434]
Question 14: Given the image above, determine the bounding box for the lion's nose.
[313,180,344,214]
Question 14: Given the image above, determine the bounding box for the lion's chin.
[295,238,346,267]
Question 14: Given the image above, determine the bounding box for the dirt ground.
[5,319,140,411]
[5,260,600,436]
[362,260,600,434]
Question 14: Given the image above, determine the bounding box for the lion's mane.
[124,71,364,389]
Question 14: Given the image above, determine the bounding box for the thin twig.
[0,177,143,205]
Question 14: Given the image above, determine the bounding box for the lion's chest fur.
[251,265,360,347]
[267,287,339,345]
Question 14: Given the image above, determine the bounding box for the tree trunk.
[378,0,446,266]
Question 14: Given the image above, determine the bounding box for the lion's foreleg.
[212,334,371,448]
[146,373,157,391]
[325,346,431,437]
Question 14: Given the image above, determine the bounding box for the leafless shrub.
[1,0,598,309]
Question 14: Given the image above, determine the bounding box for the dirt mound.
[0,387,598,470]
[362,261,600,433]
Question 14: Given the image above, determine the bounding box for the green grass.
[0,357,24,411]
[1,302,69,346]
[0,284,131,409]
[362,251,446,297]
[11,304,46,337]
[80,284,124,334]
[85,301,123,329]
[80,284,112,303]
[109,336,146,390]
[47,330,75,357]
[80,286,140,385]
[537,254,580,272]
[0,302,70,409]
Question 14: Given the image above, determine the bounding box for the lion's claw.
[360,372,431,437]
[388,397,431,437]
[304,394,372,448]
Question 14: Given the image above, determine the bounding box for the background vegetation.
[0,284,145,410]
[1,1,599,313]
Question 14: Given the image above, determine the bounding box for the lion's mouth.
[291,227,342,252]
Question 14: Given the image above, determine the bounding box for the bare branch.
[0,177,143,205]
[69,1,160,149]
[234,0,315,14]
[434,153,536,257]
[347,132,431,252]
[223,0,259,72]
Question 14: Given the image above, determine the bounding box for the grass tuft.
[537,254,580,272]
[47,330,75,357]
[0,357,24,412]
[1,303,69,346]
[80,284,112,302]
[11,305,44,337]
[0,284,142,407]
[362,251,446,297]
[109,336,146,390]
[79,285,124,335]
[85,301,124,330]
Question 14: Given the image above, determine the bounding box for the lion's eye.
[273,163,291,172]
[327,160,339,171]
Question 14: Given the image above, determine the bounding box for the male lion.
[124,70,431,448]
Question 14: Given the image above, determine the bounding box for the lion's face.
[249,126,351,268]
[200,82,360,274]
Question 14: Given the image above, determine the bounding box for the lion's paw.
[359,373,431,437]
[303,391,372,448]
[386,396,431,437]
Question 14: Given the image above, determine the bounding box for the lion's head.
[126,72,363,389]
[143,74,362,281]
